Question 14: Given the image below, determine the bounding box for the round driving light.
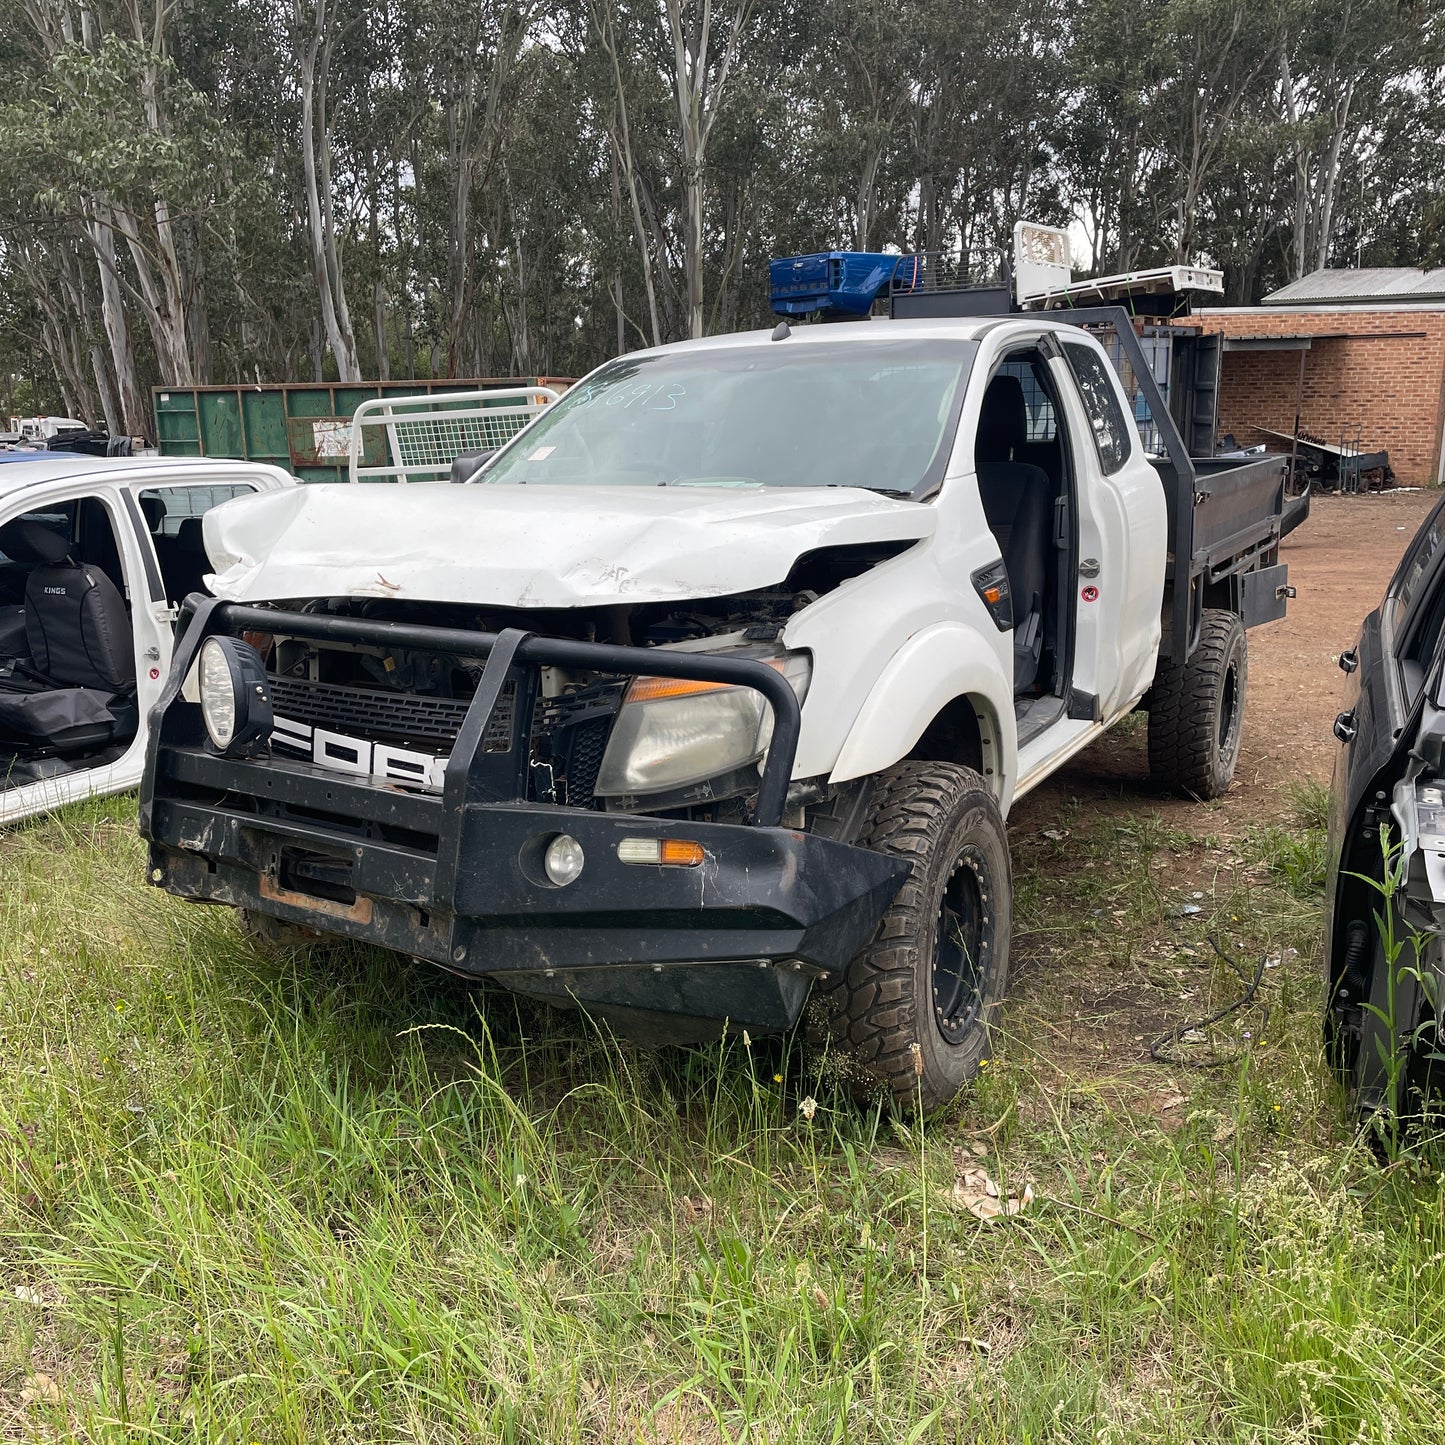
[197,636,273,755]
[543,833,585,887]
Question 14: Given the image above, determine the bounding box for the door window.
[138,484,256,537]
[137,483,258,604]
[1387,498,1445,705]
[996,359,1057,442]
[1061,341,1131,474]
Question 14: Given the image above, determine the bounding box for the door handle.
[1334,710,1357,743]
[1338,648,1358,674]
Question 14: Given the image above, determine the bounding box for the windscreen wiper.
[826,483,915,500]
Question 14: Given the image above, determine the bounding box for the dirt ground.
[1012,487,1441,835]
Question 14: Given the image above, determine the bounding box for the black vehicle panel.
[1326,495,1445,1090]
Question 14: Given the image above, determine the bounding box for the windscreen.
[476,339,976,496]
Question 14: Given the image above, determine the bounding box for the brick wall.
[1191,307,1445,486]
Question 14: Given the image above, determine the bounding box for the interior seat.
[0,519,136,748]
[0,518,38,660]
[138,494,166,534]
[170,517,214,603]
[140,493,182,602]
[0,604,27,660]
[975,374,1053,694]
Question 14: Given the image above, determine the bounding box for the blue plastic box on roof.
[769,251,925,318]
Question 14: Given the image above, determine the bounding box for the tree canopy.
[1,0,1440,435]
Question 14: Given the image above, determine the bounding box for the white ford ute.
[139,308,1299,1109]
[0,455,292,828]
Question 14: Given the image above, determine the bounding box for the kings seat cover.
[24,563,135,691]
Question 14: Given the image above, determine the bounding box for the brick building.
[1190,268,1445,486]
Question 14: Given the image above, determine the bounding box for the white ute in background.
[0,456,293,827]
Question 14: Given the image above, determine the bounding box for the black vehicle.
[1327,494,1445,1120]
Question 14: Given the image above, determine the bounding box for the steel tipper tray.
[139,597,910,1040]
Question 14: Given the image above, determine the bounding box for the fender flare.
[828,623,1018,808]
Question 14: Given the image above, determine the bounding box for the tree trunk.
[443,6,528,377]
[139,45,196,385]
[186,229,213,386]
[856,145,883,250]
[611,123,662,346]
[446,96,475,377]
[611,146,626,354]
[297,0,361,382]
[87,216,148,438]
[1314,77,1355,271]
[591,0,664,345]
[370,176,389,380]
[374,279,391,380]
[91,345,121,435]
[41,243,102,424]
[663,0,756,340]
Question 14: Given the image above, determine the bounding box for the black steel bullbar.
[140,595,910,1038]
[141,594,804,830]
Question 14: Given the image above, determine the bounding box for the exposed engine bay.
[247,554,893,824]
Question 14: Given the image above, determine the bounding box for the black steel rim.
[933,848,988,1044]
[1218,657,1241,759]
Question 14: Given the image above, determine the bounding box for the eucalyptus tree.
[0,0,1439,415]
[1,0,246,431]
[1275,0,1434,279]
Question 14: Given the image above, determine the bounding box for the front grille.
[268,674,515,752]
[266,672,621,801]
[537,679,627,807]
[564,717,611,805]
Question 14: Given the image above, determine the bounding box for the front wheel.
[1147,608,1247,799]
[808,761,1011,1113]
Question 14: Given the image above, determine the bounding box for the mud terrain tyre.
[1147,608,1246,799]
[808,761,1011,1113]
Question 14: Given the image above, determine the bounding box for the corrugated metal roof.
[1264,267,1445,304]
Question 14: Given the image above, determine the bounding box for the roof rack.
[770,221,1223,323]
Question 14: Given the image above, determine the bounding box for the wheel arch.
[828,624,1017,808]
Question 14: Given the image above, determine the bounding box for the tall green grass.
[2,792,1443,1441]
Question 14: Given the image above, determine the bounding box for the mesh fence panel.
[351,392,554,480]
[391,410,539,472]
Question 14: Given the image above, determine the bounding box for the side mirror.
[450,448,497,484]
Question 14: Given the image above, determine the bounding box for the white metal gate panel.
[348,388,560,483]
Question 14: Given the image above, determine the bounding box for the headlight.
[594,650,810,799]
[197,636,273,754]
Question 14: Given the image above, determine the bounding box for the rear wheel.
[1147,608,1247,799]
[808,761,1011,1113]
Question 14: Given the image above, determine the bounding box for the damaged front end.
[140,595,908,1041]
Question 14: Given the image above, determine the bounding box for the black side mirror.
[450,448,497,484]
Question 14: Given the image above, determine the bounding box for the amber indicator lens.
[624,656,790,705]
[970,561,1015,632]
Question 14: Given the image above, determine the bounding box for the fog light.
[197,636,272,754]
[544,834,585,886]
